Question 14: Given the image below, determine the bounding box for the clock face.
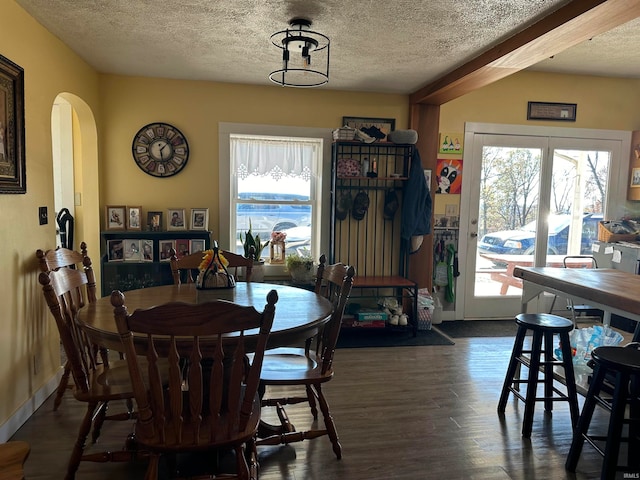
[132,122,189,177]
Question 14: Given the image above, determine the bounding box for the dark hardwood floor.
[10,334,621,479]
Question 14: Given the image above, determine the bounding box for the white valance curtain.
[231,135,315,181]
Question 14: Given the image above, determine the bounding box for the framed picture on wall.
[106,205,126,230]
[167,208,186,231]
[631,167,640,188]
[127,206,142,230]
[0,54,25,194]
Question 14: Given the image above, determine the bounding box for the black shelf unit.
[330,141,418,336]
[100,230,211,297]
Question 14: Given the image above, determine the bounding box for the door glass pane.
[546,149,609,265]
[476,146,542,296]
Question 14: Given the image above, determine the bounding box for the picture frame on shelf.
[0,54,26,194]
[190,239,205,253]
[159,239,175,262]
[107,239,124,261]
[175,238,190,258]
[167,208,186,230]
[123,239,141,261]
[342,116,396,142]
[190,208,209,230]
[127,206,142,230]
[141,239,154,262]
[631,167,640,188]
[147,211,163,231]
[106,205,126,230]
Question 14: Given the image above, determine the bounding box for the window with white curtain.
[227,133,323,261]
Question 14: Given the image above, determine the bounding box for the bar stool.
[565,344,640,480]
[497,313,580,438]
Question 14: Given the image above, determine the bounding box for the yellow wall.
[98,75,409,236]
[5,0,640,441]
[0,1,101,436]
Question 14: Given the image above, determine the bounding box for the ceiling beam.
[410,0,640,106]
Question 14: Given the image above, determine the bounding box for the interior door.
[459,124,626,320]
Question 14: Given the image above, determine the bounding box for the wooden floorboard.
[10,335,621,479]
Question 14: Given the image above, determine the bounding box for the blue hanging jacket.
[401,148,432,253]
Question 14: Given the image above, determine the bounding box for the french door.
[458,123,629,320]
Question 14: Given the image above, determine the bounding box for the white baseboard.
[0,370,62,443]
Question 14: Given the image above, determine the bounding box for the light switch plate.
[39,206,48,225]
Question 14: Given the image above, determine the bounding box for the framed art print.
[631,167,640,188]
[175,238,190,258]
[167,208,186,231]
[0,54,25,194]
[190,208,209,230]
[106,205,126,230]
[127,206,142,230]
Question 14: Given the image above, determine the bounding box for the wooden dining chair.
[36,242,96,411]
[111,288,278,480]
[38,266,139,480]
[256,254,355,459]
[170,246,254,285]
[0,440,30,480]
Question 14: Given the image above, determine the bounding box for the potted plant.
[240,220,269,281]
[286,253,315,284]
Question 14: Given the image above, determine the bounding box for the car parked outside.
[236,192,312,255]
[478,213,602,256]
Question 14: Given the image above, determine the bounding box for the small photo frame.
[631,167,640,188]
[190,239,206,253]
[190,208,209,230]
[127,206,142,230]
[159,239,175,262]
[342,116,396,142]
[107,239,124,261]
[167,208,186,231]
[147,211,163,231]
[124,239,141,261]
[175,238,190,258]
[106,205,126,230]
[141,239,154,262]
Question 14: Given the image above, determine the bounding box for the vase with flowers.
[286,253,315,284]
[196,242,236,289]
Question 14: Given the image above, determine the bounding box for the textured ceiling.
[13,0,640,94]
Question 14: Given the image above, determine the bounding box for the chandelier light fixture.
[269,18,330,88]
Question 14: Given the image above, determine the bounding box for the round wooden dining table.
[78,282,333,352]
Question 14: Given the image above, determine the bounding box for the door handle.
[470,232,478,237]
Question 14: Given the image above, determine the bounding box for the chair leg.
[314,384,342,459]
[522,330,543,438]
[144,454,160,480]
[66,401,99,480]
[602,370,629,480]
[54,360,73,411]
[498,326,527,413]
[306,384,318,419]
[566,364,607,472]
[91,401,109,444]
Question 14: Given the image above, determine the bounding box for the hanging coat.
[401,148,432,253]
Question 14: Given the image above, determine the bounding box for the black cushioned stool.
[497,313,580,438]
[565,344,640,480]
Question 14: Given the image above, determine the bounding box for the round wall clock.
[132,122,189,177]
